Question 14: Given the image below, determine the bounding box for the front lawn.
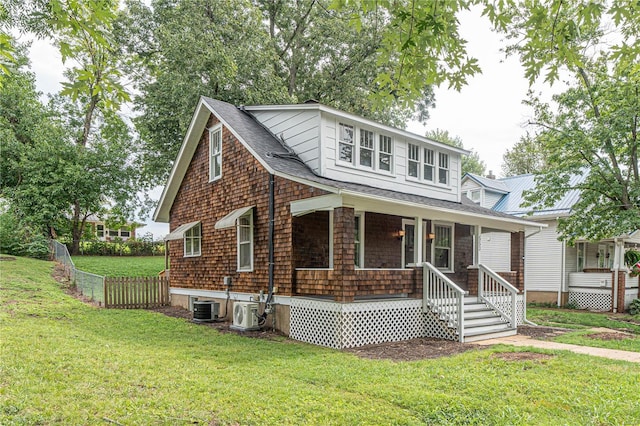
[2,257,640,425]
[528,307,640,352]
[71,255,165,277]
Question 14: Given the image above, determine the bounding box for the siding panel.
[525,221,563,291]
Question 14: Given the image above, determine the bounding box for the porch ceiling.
[291,193,544,233]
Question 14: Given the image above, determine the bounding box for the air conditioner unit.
[231,301,260,331]
[192,300,220,322]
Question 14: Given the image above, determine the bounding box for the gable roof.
[463,173,509,193]
[153,97,542,231]
[492,173,585,217]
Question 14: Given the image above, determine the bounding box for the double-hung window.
[378,135,393,172]
[237,212,253,271]
[407,143,420,178]
[338,123,355,164]
[209,125,222,181]
[423,148,435,182]
[433,224,453,270]
[359,129,374,168]
[438,152,449,185]
[96,224,104,239]
[184,223,202,257]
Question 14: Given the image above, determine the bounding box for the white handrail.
[478,264,518,328]
[423,262,467,342]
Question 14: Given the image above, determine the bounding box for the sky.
[19,6,541,240]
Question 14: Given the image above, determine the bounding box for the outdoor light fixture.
[426,233,436,241]
[397,229,405,240]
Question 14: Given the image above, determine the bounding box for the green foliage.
[71,239,165,257]
[527,308,640,334]
[625,249,640,267]
[629,299,640,316]
[118,0,436,185]
[563,300,580,310]
[501,133,547,177]
[426,128,486,176]
[71,255,165,277]
[2,257,640,424]
[0,209,50,260]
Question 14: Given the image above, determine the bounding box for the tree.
[118,0,436,185]
[502,4,640,243]
[425,129,486,176]
[2,1,143,254]
[501,133,546,177]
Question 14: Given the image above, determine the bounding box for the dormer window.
[338,123,355,164]
[408,144,419,178]
[379,135,393,172]
[423,148,435,182]
[438,153,449,185]
[338,122,394,173]
[407,144,450,187]
[209,124,222,181]
[359,129,374,168]
[469,190,481,203]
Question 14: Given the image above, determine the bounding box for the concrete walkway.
[472,334,640,363]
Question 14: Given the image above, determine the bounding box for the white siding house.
[462,172,640,311]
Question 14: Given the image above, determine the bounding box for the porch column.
[416,217,423,265]
[332,207,356,302]
[613,240,626,313]
[511,231,525,292]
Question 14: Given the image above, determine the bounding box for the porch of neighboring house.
[288,197,529,349]
[567,241,640,312]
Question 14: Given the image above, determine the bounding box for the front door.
[402,219,415,267]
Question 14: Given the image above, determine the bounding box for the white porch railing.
[478,264,518,328]
[423,262,467,342]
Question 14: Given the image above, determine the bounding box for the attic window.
[338,123,355,164]
[469,190,480,203]
[209,124,222,182]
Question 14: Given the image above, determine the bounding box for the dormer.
[245,103,468,202]
[461,172,510,209]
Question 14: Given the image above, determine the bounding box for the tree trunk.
[70,201,84,255]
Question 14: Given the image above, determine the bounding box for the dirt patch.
[0,256,16,261]
[491,352,555,362]
[346,338,481,361]
[584,332,636,341]
[517,325,571,340]
[150,305,288,341]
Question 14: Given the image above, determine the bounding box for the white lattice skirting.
[290,297,460,349]
[516,295,525,326]
[569,289,612,311]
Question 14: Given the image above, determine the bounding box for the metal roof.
[463,173,509,193]
[492,173,585,217]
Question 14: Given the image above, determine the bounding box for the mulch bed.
[517,325,571,340]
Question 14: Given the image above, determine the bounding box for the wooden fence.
[104,276,170,309]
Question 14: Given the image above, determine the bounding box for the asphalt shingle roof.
[202,97,533,223]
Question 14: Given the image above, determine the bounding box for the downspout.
[613,238,620,313]
[523,226,543,326]
[259,173,276,325]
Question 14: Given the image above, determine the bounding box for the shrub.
[0,210,51,260]
[629,299,640,316]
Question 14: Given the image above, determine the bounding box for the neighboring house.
[84,214,142,242]
[462,172,640,312]
[154,97,544,349]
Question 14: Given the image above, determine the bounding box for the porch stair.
[462,296,517,343]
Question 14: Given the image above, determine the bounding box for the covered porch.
[288,193,537,348]
[567,239,640,311]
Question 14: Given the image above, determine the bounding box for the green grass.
[71,255,165,277]
[528,307,640,352]
[2,257,640,425]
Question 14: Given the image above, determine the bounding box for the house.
[84,214,142,242]
[462,172,640,312]
[154,97,544,349]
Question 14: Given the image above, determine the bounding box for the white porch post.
[474,225,482,266]
[416,217,423,265]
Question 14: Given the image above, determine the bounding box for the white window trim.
[209,124,222,182]
[405,143,452,189]
[438,152,450,185]
[337,122,395,175]
[423,148,435,183]
[184,223,202,258]
[354,212,365,268]
[432,222,454,273]
[576,242,585,271]
[337,122,355,165]
[237,212,254,272]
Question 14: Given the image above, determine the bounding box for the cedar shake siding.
[169,114,326,296]
[293,211,330,268]
[363,213,403,268]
